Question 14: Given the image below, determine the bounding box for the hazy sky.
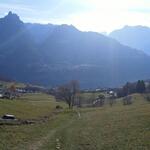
[0,0,150,33]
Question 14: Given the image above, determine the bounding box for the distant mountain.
[0,12,150,88]
[26,23,57,44]
[0,12,44,81]
[109,25,150,55]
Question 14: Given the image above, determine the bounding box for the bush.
[56,105,63,109]
[145,95,150,102]
[123,96,132,105]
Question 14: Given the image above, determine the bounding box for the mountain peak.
[3,11,22,23]
[8,11,13,16]
[58,24,79,32]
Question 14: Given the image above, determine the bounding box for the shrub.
[56,105,63,109]
[123,96,132,105]
[145,95,150,102]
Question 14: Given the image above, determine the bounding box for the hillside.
[0,93,149,149]
[109,25,150,55]
[1,12,150,88]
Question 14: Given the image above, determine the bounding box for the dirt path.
[28,115,75,150]
[29,129,57,150]
[75,109,81,119]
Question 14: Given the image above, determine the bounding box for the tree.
[136,80,146,93]
[117,82,133,98]
[56,80,80,109]
[146,83,150,93]
[122,82,136,96]
[9,84,16,92]
[75,93,83,107]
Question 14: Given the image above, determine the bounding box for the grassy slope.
[0,80,45,89]
[0,93,66,119]
[0,93,150,150]
[81,92,105,99]
[0,81,26,88]
[41,94,150,150]
[0,93,68,150]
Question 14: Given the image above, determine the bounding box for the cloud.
[0,3,33,12]
[0,0,150,32]
[63,0,150,32]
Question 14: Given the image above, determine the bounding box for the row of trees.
[117,80,148,97]
[55,80,150,108]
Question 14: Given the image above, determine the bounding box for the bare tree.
[74,93,82,107]
[9,84,16,92]
[56,80,80,109]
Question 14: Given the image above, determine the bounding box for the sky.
[0,0,150,33]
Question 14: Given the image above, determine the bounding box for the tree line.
[55,80,150,108]
[117,80,149,97]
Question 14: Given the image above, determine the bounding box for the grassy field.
[0,81,26,88]
[0,93,149,150]
[81,92,106,99]
[0,93,66,120]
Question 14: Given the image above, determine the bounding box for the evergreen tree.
[136,80,146,93]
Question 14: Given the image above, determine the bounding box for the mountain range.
[0,11,150,88]
[110,25,150,55]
